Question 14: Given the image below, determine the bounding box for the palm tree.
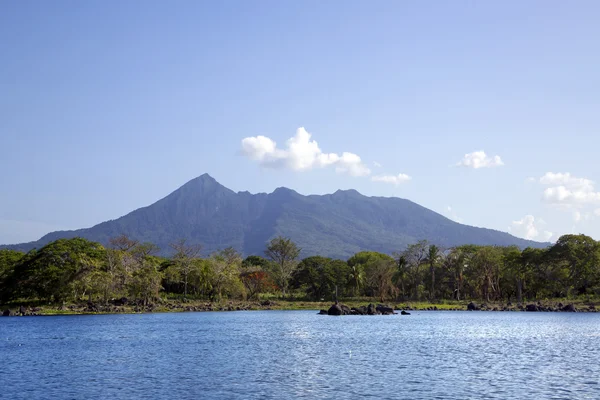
[348,263,364,297]
[393,255,408,299]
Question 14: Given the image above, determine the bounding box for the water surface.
[1,310,599,399]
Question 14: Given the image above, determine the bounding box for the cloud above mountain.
[241,127,371,177]
[509,215,553,242]
[455,151,504,169]
[371,173,411,185]
[540,172,600,206]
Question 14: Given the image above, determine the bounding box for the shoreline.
[2,299,599,316]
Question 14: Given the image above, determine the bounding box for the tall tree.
[208,247,242,301]
[402,240,428,299]
[265,236,301,297]
[169,239,202,299]
[426,245,442,300]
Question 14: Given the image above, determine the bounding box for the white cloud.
[335,152,371,177]
[573,210,582,223]
[455,151,504,169]
[371,173,412,185]
[445,206,463,223]
[241,127,371,177]
[373,161,382,168]
[540,172,594,191]
[540,172,600,206]
[509,215,553,242]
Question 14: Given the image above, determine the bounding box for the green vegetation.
[1,233,600,314]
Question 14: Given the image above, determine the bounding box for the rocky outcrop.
[376,305,397,315]
[467,302,479,311]
[562,304,576,312]
[327,304,343,316]
[526,304,538,312]
[323,303,397,316]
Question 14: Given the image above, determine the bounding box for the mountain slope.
[1,174,547,258]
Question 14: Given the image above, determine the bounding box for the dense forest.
[1,234,599,307]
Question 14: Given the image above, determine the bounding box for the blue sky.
[1,1,600,244]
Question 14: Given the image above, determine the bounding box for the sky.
[1,1,600,245]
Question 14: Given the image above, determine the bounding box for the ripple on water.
[1,311,599,399]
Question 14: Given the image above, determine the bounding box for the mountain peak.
[2,174,548,258]
[196,173,216,183]
[333,189,362,197]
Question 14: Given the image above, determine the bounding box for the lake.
[1,310,599,399]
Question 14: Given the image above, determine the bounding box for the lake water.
[1,310,599,399]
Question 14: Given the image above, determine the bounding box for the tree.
[6,238,105,302]
[207,247,242,301]
[549,234,600,295]
[401,240,428,299]
[265,236,301,297]
[0,250,24,301]
[169,239,202,299]
[240,269,275,300]
[470,247,503,302]
[293,256,349,301]
[503,246,526,303]
[426,244,442,300]
[393,255,409,299]
[129,257,163,305]
[364,259,397,302]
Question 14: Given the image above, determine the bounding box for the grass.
[2,297,599,315]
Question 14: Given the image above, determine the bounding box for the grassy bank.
[2,297,600,316]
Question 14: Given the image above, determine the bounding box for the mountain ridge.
[1,173,548,258]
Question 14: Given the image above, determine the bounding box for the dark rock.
[367,303,378,315]
[589,305,596,312]
[19,306,27,316]
[562,304,576,312]
[2,309,13,317]
[352,306,367,315]
[467,302,479,311]
[526,304,538,312]
[433,306,438,311]
[401,310,411,315]
[558,302,564,309]
[318,309,328,315]
[328,304,343,316]
[376,305,396,315]
[340,304,351,315]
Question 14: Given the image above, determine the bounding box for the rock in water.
[317,310,328,315]
[401,310,410,315]
[526,304,538,312]
[327,304,343,316]
[562,304,576,312]
[467,302,479,311]
[376,305,396,315]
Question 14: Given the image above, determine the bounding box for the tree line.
[1,233,599,305]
